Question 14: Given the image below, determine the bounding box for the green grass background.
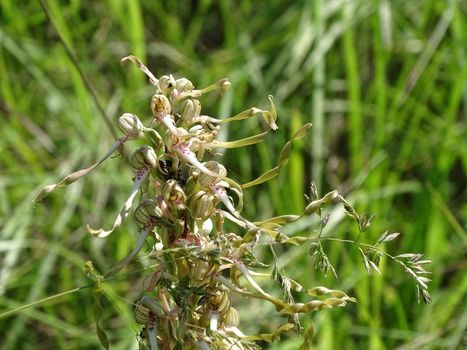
[0,0,466,349]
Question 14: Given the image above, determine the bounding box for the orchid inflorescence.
[35,56,431,350]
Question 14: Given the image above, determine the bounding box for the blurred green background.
[0,0,466,349]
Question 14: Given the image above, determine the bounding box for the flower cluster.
[35,56,430,350]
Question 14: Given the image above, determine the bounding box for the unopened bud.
[84,261,94,276]
[175,78,194,93]
[189,191,214,220]
[130,146,158,170]
[180,99,201,123]
[151,93,171,118]
[198,161,227,187]
[222,307,240,327]
[134,199,163,226]
[134,302,151,324]
[190,259,211,282]
[209,291,231,315]
[118,113,144,138]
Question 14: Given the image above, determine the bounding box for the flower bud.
[188,191,214,220]
[190,259,210,282]
[118,113,144,138]
[158,74,176,94]
[151,93,171,118]
[209,291,231,315]
[136,296,164,320]
[134,302,151,324]
[180,99,201,123]
[130,146,158,170]
[175,78,194,93]
[222,307,240,327]
[197,161,227,187]
[134,199,163,226]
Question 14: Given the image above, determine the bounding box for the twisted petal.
[121,55,158,86]
[225,323,294,343]
[33,137,127,202]
[198,95,278,130]
[87,169,148,237]
[205,131,269,149]
[235,262,286,310]
[242,123,312,189]
[176,78,230,100]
